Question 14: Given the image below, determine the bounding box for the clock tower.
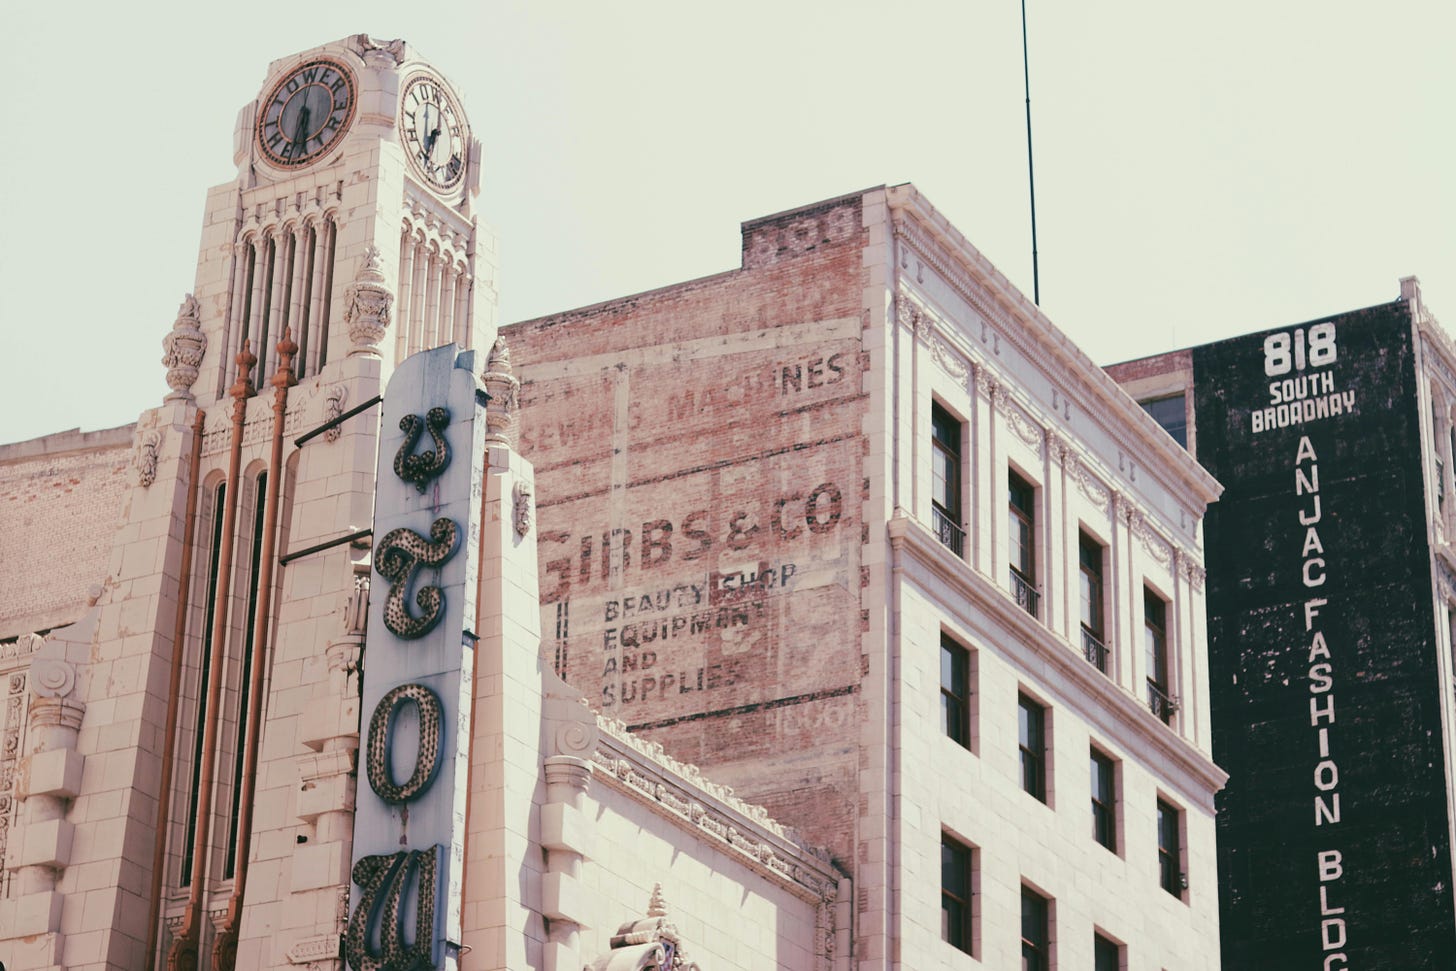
[190,33,493,399]
[0,35,505,971]
[158,34,499,970]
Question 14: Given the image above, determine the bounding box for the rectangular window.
[1020,886,1050,971]
[1157,799,1183,898]
[1139,394,1188,449]
[1009,471,1038,617]
[1018,694,1046,803]
[932,402,965,557]
[1144,588,1174,724]
[1094,933,1121,971]
[942,834,974,955]
[941,635,971,749]
[1091,748,1116,851]
[1079,532,1107,672]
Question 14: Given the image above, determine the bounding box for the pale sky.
[2,2,1452,445]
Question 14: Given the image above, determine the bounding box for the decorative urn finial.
[481,334,520,446]
[344,246,394,357]
[161,293,207,401]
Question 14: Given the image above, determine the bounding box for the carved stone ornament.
[374,518,459,639]
[161,293,207,401]
[344,246,394,357]
[480,335,520,446]
[353,34,407,65]
[134,428,163,488]
[513,479,533,537]
[393,407,451,491]
[29,656,76,700]
[586,884,701,971]
[323,384,348,442]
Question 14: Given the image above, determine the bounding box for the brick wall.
[504,194,868,864]
[0,426,134,637]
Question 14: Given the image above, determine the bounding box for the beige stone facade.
[0,35,843,971]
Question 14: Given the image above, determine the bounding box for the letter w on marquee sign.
[347,346,488,971]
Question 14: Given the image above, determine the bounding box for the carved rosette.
[481,335,520,446]
[161,293,207,401]
[344,246,394,357]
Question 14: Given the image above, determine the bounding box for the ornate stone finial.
[345,246,394,357]
[134,428,163,488]
[481,335,520,447]
[646,884,668,919]
[161,293,207,401]
[230,342,258,402]
[354,35,407,65]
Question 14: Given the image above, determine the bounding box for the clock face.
[401,74,467,192]
[256,59,357,169]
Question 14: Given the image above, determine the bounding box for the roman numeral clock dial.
[402,74,467,193]
[256,58,357,168]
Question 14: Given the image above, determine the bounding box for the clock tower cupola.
[184,34,493,406]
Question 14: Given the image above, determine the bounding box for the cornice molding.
[886,188,1221,512]
[592,716,843,906]
[888,512,1225,807]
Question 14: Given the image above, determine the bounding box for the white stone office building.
[504,184,1227,969]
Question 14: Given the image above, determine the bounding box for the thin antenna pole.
[1021,0,1040,305]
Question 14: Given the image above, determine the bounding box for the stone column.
[394,228,416,365]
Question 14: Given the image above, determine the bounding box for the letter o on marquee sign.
[366,683,445,804]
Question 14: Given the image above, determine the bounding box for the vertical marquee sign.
[1194,303,1456,968]
[346,346,487,971]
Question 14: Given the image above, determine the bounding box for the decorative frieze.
[1134,514,1174,567]
[1003,399,1044,455]
[1067,455,1112,516]
[592,715,840,911]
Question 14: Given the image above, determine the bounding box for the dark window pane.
[1091,750,1116,851]
[941,637,970,748]
[1018,695,1046,802]
[1158,799,1182,896]
[1020,887,1048,971]
[932,403,961,519]
[1140,394,1187,449]
[1094,934,1120,971]
[942,835,973,954]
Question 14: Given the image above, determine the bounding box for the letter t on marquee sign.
[346,345,488,971]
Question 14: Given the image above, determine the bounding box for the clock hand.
[422,104,439,160]
[292,92,312,156]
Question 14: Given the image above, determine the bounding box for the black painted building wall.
[1194,302,1456,968]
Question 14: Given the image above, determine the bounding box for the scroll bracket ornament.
[374,518,459,639]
